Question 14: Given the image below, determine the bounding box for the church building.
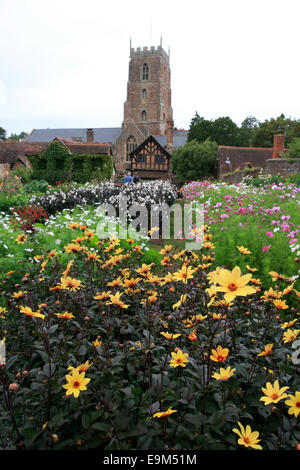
[26,42,188,179]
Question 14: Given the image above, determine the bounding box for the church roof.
[27,127,122,143]
[155,134,188,148]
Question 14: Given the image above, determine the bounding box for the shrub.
[172,138,218,180]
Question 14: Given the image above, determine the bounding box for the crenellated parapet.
[130,45,169,63]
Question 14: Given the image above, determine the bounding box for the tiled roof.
[0,141,48,164]
[217,146,274,177]
[54,138,112,154]
[27,127,122,143]
[0,139,113,166]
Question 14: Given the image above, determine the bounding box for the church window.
[126,135,137,161]
[142,63,149,80]
[142,89,147,100]
[141,110,147,122]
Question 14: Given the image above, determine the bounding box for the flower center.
[228,283,237,291]
[243,436,250,444]
[176,358,183,363]
[296,402,300,408]
[271,393,279,400]
[73,381,80,388]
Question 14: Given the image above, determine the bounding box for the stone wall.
[264,158,300,176]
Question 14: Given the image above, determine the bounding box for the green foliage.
[23,180,50,194]
[187,113,241,146]
[28,141,113,184]
[10,166,33,184]
[6,131,29,141]
[252,114,300,147]
[0,127,6,140]
[172,138,218,180]
[0,174,30,212]
[285,137,300,160]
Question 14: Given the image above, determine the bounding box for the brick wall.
[265,158,300,176]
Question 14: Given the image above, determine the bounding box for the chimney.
[272,134,284,159]
[87,128,94,143]
[166,119,174,150]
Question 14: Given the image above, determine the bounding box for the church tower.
[122,43,173,136]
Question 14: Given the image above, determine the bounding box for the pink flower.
[262,245,271,252]
[266,232,274,237]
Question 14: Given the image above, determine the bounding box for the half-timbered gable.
[130,135,171,180]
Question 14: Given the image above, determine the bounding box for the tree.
[172,138,218,180]
[0,127,6,140]
[252,114,300,147]
[187,113,241,146]
[209,116,240,146]
[7,131,29,141]
[238,116,260,146]
[284,137,300,159]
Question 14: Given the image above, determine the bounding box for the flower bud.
[9,383,19,391]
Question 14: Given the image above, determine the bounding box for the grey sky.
[1,0,300,137]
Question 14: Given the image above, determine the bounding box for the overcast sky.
[1,0,300,137]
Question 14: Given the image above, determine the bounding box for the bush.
[172,138,218,180]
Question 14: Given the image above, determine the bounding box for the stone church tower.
[123,43,173,135]
[113,42,174,173]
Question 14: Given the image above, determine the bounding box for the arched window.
[141,110,147,122]
[142,88,147,100]
[142,63,149,80]
[126,135,137,161]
